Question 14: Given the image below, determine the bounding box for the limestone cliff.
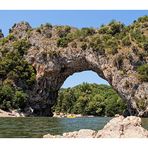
[0,16,148,116]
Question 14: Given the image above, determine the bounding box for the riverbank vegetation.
[53,83,127,117]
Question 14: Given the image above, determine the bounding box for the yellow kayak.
[67,115,76,118]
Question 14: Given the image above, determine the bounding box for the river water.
[0,117,147,138]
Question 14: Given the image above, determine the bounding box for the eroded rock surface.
[96,115,148,138]
[0,17,148,116]
[43,116,148,138]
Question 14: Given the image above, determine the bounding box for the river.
[0,117,147,138]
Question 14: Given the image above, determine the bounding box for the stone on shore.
[77,129,96,138]
[96,116,148,138]
[0,109,25,117]
[43,116,148,138]
[62,131,78,138]
[63,129,96,138]
[43,134,62,138]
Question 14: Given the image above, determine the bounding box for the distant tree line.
[53,83,127,117]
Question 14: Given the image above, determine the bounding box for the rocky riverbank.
[43,115,148,138]
[0,109,25,117]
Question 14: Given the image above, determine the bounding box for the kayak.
[67,115,76,118]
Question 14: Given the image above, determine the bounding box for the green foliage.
[40,23,52,29]
[57,37,70,48]
[137,64,148,82]
[106,47,118,55]
[108,20,124,35]
[56,26,71,38]
[0,85,28,111]
[67,28,95,40]
[14,90,28,108]
[7,34,16,41]
[43,23,52,28]
[57,27,95,47]
[66,30,81,41]
[0,34,16,46]
[80,28,95,37]
[53,83,127,117]
[88,35,105,54]
[56,26,93,48]
[98,21,124,36]
[0,38,9,46]
[137,15,148,23]
[105,39,118,55]
[131,29,145,42]
[0,39,36,111]
[12,39,30,56]
[122,35,131,46]
[130,29,147,48]
[98,26,109,34]
[55,16,147,57]
[56,26,73,47]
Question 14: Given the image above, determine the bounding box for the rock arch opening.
[52,70,127,117]
[61,70,109,88]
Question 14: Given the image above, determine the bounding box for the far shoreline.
[0,109,25,117]
[0,110,148,119]
[0,109,112,118]
[53,112,112,118]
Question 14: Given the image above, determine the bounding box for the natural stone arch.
[2,18,147,117]
[27,48,146,117]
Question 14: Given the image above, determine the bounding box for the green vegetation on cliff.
[137,64,148,82]
[0,39,36,111]
[53,83,127,117]
[55,16,148,76]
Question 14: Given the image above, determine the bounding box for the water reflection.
[0,117,62,138]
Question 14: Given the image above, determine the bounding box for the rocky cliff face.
[0,16,148,116]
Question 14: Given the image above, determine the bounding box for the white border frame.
[0,0,148,10]
[0,0,148,148]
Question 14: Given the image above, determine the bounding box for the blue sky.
[0,10,147,88]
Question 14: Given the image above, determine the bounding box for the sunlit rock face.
[43,116,148,138]
[2,18,148,116]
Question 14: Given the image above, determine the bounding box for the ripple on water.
[0,117,147,138]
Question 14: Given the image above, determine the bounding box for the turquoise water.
[0,117,147,138]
